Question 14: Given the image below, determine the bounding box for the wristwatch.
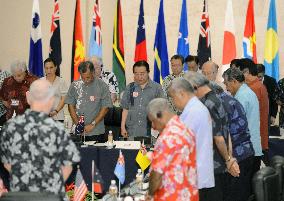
[91,119,96,126]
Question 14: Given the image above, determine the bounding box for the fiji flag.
[153,0,169,84]
[114,150,125,185]
[264,0,279,80]
[177,0,189,70]
[29,0,43,77]
[134,0,147,62]
[88,0,102,58]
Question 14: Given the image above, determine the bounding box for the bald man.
[0,80,80,198]
[202,61,226,90]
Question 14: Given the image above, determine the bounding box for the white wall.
[0,0,283,85]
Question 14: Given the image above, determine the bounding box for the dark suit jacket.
[263,75,278,118]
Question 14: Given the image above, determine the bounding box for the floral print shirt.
[151,115,198,201]
[0,110,80,197]
[0,70,10,117]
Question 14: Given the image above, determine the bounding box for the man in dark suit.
[257,64,279,126]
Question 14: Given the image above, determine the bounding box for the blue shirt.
[180,96,214,189]
[235,84,262,156]
[218,92,255,162]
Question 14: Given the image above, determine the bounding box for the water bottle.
[136,169,143,190]
[12,110,16,118]
[109,180,118,197]
[108,130,113,144]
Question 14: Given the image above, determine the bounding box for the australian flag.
[75,115,85,135]
[197,0,211,66]
[49,0,62,76]
[29,0,43,77]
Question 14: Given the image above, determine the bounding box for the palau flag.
[88,0,102,58]
[243,0,257,63]
[114,150,125,185]
[222,0,236,72]
[264,0,279,80]
[177,0,189,70]
[49,0,62,76]
[71,0,85,81]
[134,0,147,62]
[113,0,126,92]
[153,0,169,84]
[197,0,211,67]
[28,0,43,77]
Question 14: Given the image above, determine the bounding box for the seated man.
[147,98,198,201]
[0,80,80,198]
[65,61,113,142]
[0,60,37,120]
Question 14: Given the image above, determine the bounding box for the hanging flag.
[88,0,102,58]
[134,0,147,62]
[92,160,104,194]
[153,0,169,84]
[28,0,43,77]
[135,141,151,171]
[113,0,126,92]
[243,0,257,63]
[222,0,236,72]
[114,150,126,185]
[264,0,279,80]
[74,168,88,201]
[49,0,62,76]
[75,115,85,135]
[197,0,211,67]
[71,0,85,81]
[177,0,189,70]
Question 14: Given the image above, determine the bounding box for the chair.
[104,107,122,140]
[0,192,63,201]
[270,155,284,200]
[252,166,281,201]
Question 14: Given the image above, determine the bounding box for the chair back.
[0,192,63,201]
[270,155,284,200]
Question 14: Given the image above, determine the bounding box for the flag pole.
[92,160,94,201]
[118,180,121,198]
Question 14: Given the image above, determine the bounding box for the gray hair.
[10,60,27,73]
[28,80,55,103]
[223,68,245,83]
[184,71,209,88]
[169,77,194,94]
[208,81,224,94]
[147,98,169,118]
[88,56,103,66]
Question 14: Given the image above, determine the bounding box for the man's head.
[230,59,240,68]
[168,77,194,111]
[201,61,219,81]
[10,60,27,83]
[133,60,150,86]
[184,71,210,98]
[170,55,184,76]
[26,79,56,113]
[147,98,173,133]
[44,58,57,77]
[88,56,103,78]
[185,55,199,72]
[256,63,265,80]
[78,61,95,84]
[222,67,245,95]
[237,58,257,82]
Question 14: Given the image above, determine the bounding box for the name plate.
[115,141,141,150]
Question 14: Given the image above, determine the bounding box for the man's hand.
[121,126,128,138]
[271,116,276,125]
[84,124,94,133]
[226,157,240,177]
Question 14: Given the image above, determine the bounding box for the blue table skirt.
[268,138,284,159]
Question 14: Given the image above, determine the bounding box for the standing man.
[147,98,198,201]
[0,60,37,120]
[0,80,80,198]
[65,61,112,142]
[185,55,200,72]
[168,78,214,200]
[202,61,226,89]
[162,54,185,114]
[184,71,240,201]
[120,60,164,138]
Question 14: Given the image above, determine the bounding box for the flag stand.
[92,160,94,201]
[118,181,121,198]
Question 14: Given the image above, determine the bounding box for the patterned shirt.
[151,115,198,201]
[0,70,10,117]
[162,72,185,114]
[100,68,119,95]
[247,78,269,150]
[0,73,37,119]
[200,90,229,174]
[218,92,255,162]
[0,110,80,197]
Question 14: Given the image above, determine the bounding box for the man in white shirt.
[168,77,215,200]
